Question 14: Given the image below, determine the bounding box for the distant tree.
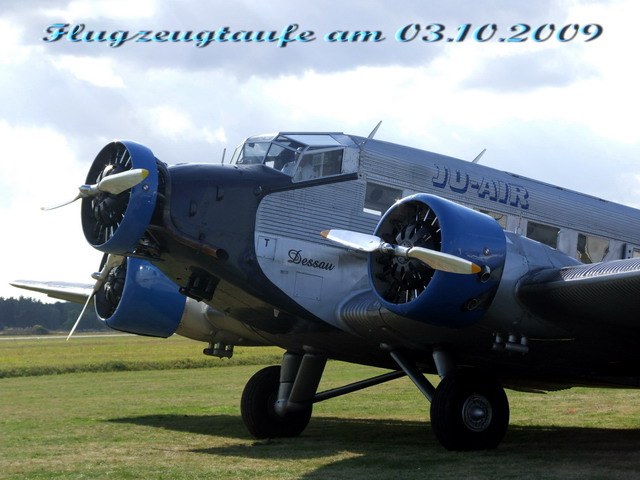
[0,296,107,333]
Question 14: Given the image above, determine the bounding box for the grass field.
[2,335,640,479]
[0,334,283,378]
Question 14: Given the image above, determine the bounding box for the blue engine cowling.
[95,258,186,337]
[81,141,159,254]
[369,194,506,328]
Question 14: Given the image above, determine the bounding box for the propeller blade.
[320,229,382,252]
[321,229,482,275]
[42,169,148,212]
[66,254,124,341]
[41,193,83,211]
[66,291,94,341]
[407,247,481,275]
[97,168,149,195]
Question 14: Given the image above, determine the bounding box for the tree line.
[0,296,107,334]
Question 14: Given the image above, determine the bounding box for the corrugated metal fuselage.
[154,134,640,385]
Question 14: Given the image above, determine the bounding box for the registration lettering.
[432,164,529,210]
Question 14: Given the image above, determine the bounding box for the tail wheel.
[241,365,312,439]
[430,371,509,451]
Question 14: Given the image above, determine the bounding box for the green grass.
[2,336,640,479]
[0,335,282,378]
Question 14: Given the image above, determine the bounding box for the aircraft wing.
[10,280,92,304]
[517,258,640,329]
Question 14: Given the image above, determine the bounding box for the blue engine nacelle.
[95,257,186,337]
[81,141,159,254]
[369,194,506,328]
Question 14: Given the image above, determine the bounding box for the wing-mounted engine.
[324,194,507,328]
[95,257,186,337]
[371,194,506,327]
[81,141,159,254]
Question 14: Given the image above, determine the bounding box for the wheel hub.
[461,394,492,432]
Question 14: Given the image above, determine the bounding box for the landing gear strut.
[241,351,326,438]
[240,351,406,439]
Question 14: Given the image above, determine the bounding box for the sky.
[1,0,639,300]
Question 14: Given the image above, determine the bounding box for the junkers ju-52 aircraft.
[12,127,640,451]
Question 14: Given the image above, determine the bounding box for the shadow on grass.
[110,414,640,478]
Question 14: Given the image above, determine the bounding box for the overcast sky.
[1,0,639,300]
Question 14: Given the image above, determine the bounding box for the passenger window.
[526,221,559,248]
[477,209,507,229]
[363,182,402,216]
[576,234,610,263]
[293,149,343,182]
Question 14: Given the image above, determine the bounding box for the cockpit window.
[232,142,269,165]
[230,133,357,181]
[293,149,343,182]
[274,136,305,151]
[265,143,299,171]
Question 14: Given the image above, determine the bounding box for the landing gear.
[240,351,405,440]
[388,346,509,451]
[240,365,313,438]
[239,348,510,450]
[430,371,509,451]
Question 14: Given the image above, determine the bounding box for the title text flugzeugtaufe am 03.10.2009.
[41,22,603,48]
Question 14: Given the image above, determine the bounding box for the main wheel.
[241,365,313,439]
[430,370,509,451]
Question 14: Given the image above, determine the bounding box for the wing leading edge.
[517,258,640,329]
[10,280,93,304]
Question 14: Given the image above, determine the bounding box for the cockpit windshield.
[232,142,270,165]
[229,133,358,182]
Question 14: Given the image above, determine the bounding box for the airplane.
[11,127,640,451]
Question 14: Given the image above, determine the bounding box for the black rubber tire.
[241,365,313,439]
[430,370,509,451]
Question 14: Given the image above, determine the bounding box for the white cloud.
[42,0,157,21]
[0,121,99,300]
[52,55,125,88]
[562,0,640,144]
[0,20,21,63]
[0,121,80,204]
[0,19,38,65]
[146,105,227,145]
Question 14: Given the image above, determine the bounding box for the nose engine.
[81,141,159,254]
[45,140,188,338]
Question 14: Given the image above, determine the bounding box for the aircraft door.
[624,244,640,258]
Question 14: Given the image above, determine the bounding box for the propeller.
[66,253,124,340]
[42,168,149,211]
[321,229,481,275]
